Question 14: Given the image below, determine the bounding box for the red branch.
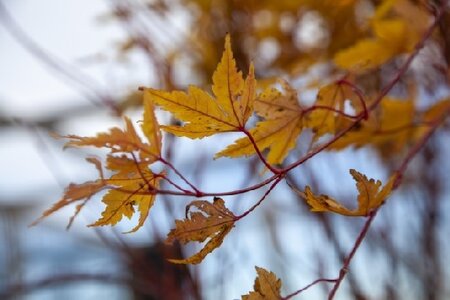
[326,5,448,297]
[327,211,377,299]
[235,175,283,220]
[242,128,282,174]
[282,278,337,300]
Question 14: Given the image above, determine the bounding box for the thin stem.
[393,105,450,189]
[302,105,360,119]
[282,278,337,300]
[327,91,449,300]
[131,152,153,189]
[235,176,283,220]
[337,79,368,119]
[113,173,280,198]
[159,156,201,194]
[160,174,192,194]
[328,211,377,299]
[242,128,281,174]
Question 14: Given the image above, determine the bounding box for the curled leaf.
[166,197,236,264]
[294,169,395,216]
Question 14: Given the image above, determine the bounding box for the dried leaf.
[36,111,163,232]
[30,180,105,227]
[296,169,395,216]
[166,198,235,264]
[242,267,282,300]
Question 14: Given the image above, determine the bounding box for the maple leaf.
[242,267,282,300]
[334,18,417,72]
[329,98,415,155]
[35,103,164,232]
[141,97,162,158]
[141,34,256,138]
[413,98,450,141]
[421,99,450,123]
[166,197,236,264]
[305,82,363,141]
[30,157,106,228]
[216,80,304,165]
[87,155,162,233]
[295,169,395,216]
[58,115,160,161]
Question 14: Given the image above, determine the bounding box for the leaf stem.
[282,278,337,300]
[242,128,281,174]
[327,211,377,299]
[235,176,283,220]
[159,156,202,195]
[337,79,368,120]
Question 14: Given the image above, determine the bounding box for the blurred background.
[1,0,450,299]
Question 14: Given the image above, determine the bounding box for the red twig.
[319,6,448,298]
[302,105,361,119]
[282,278,337,300]
[159,156,201,194]
[327,211,377,299]
[242,128,282,174]
[235,176,283,220]
[337,79,368,120]
[160,173,192,194]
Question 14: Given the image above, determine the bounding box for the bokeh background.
[1,0,450,299]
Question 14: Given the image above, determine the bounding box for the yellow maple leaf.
[59,116,160,161]
[166,197,235,264]
[334,18,416,72]
[141,34,256,138]
[35,106,164,232]
[422,99,450,122]
[329,97,415,155]
[413,98,450,141]
[306,82,363,141]
[242,267,282,300]
[142,97,162,158]
[215,80,303,165]
[296,169,395,216]
[89,168,161,233]
[30,157,106,228]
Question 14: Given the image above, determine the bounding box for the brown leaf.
[166,198,235,264]
[242,267,282,300]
